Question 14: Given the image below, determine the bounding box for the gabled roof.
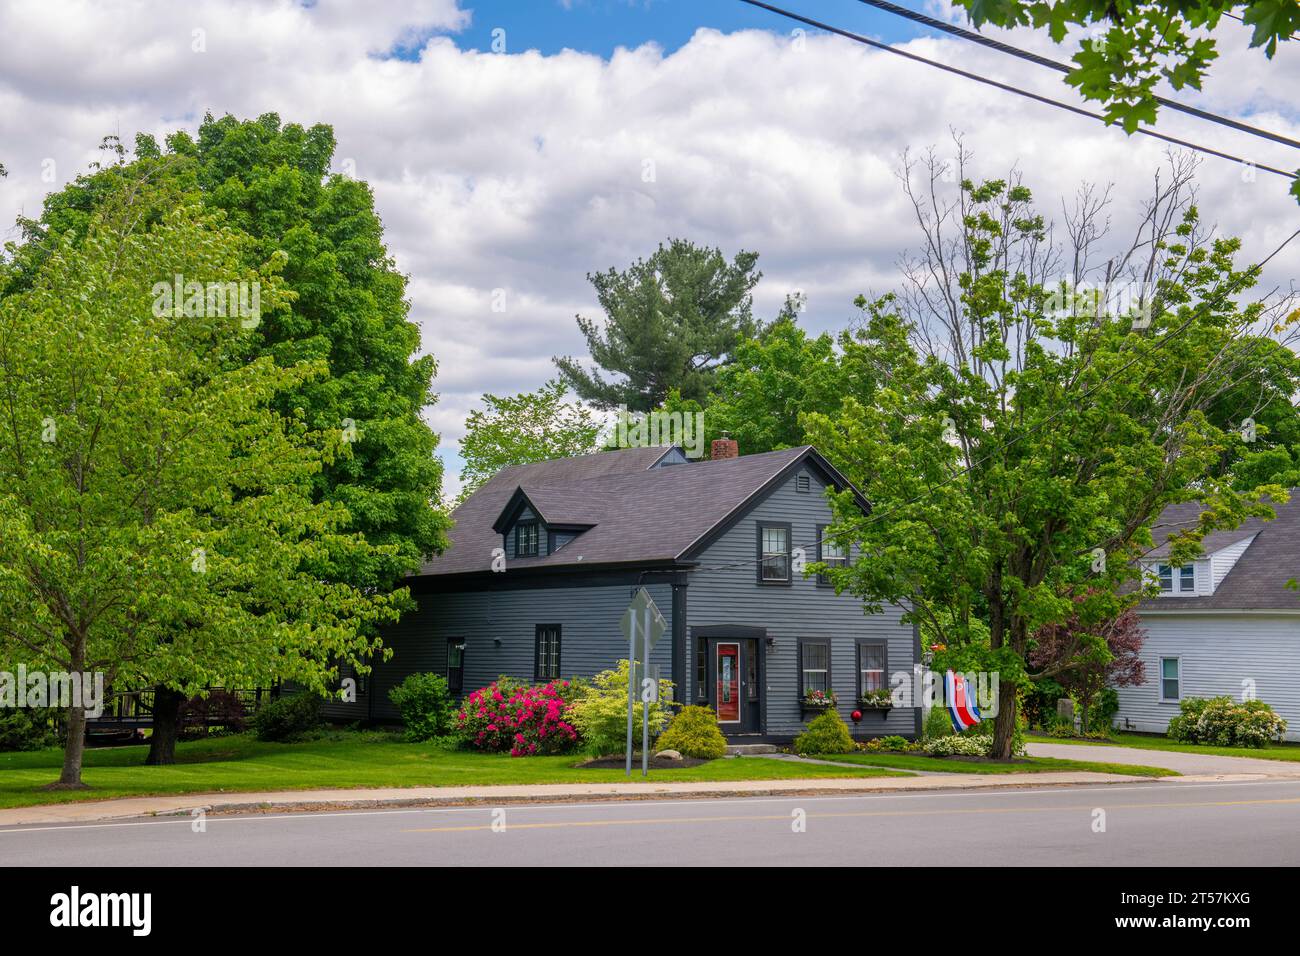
[1138,493,1300,611]
[421,444,866,577]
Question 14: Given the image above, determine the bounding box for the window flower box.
[859,689,894,712]
[800,690,838,714]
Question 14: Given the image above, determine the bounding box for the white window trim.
[1151,562,1198,596]
[1159,656,1181,703]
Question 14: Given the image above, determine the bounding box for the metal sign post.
[621,587,666,779]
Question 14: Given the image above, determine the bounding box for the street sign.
[622,587,666,777]
[621,587,666,651]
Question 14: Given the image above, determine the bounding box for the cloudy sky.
[1,0,1297,497]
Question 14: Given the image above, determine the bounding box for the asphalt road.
[3,779,1299,866]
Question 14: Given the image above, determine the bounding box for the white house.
[1115,494,1300,741]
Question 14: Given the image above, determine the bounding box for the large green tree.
[700,308,851,454]
[4,115,449,757]
[554,239,764,411]
[955,1,1300,201]
[0,191,405,787]
[807,164,1298,758]
[458,380,603,499]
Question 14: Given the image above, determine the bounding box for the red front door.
[716,642,740,724]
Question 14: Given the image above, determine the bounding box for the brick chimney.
[711,437,739,461]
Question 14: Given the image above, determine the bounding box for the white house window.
[758,523,791,583]
[515,520,539,558]
[1160,657,1180,701]
[1156,563,1195,594]
[801,641,829,694]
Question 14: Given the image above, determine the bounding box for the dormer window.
[515,520,540,557]
[1157,563,1195,594]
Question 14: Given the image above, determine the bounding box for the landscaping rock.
[654,749,683,760]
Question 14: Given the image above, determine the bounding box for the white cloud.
[1,0,1297,499]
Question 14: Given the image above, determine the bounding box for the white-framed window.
[757,523,791,583]
[515,520,539,557]
[800,640,829,694]
[1156,563,1196,594]
[1160,657,1181,701]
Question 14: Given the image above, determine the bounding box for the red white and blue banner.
[945,670,982,732]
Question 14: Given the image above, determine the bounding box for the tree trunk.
[990,678,1018,760]
[49,634,90,789]
[51,704,89,789]
[146,685,186,765]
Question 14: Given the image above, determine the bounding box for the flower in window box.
[858,688,895,710]
[801,689,838,709]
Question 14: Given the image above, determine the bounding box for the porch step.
[726,743,779,756]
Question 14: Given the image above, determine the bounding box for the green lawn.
[0,733,908,810]
[1027,731,1300,762]
[812,751,1178,777]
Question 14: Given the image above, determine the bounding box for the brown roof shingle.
[420,445,828,576]
[1139,492,1300,611]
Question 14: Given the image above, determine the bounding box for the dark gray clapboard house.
[325,439,920,740]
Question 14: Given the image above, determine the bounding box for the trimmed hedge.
[655,706,728,760]
[389,672,455,742]
[253,691,322,742]
[794,708,856,755]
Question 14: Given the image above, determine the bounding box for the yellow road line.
[402,796,1300,833]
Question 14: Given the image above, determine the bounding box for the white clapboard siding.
[1115,613,1300,741]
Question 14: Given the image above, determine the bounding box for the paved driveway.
[1026,741,1300,777]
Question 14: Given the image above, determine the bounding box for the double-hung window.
[757,522,792,583]
[534,625,562,681]
[800,640,830,695]
[1156,563,1195,594]
[1160,657,1180,701]
[816,524,847,586]
[857,641,886,695]
[515,520,539,558]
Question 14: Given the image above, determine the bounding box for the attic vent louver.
[796,474,811,493]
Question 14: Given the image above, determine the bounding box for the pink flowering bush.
[456,678,581,756]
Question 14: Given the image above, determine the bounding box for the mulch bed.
[578,754,710,770]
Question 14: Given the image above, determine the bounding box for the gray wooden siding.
[325,581,674,721]
[686,464,917,738]
[1114,612,1300,741]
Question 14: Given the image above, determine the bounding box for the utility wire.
[851,0,1300,151]
[686,225,1300,578]
[737,0,1298,178]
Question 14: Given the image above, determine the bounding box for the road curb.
[0,771,1178,827]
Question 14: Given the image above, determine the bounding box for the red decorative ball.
[851,710,863,723]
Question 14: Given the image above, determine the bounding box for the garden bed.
[578,754,711,770]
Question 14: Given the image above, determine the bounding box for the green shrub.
[0,708,60,751]
[253,691,322,742]
[923,705,954,739]
[568,660,674,756]
[794,708,856,755]
[388,672,455,742]
[878,734,911,751]
[924,734,991,757]
[1167,696,1287,748]
[655,706,727,760]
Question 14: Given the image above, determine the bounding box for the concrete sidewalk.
[0,769,1179,827]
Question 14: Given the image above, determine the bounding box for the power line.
[686,225,1300,578]
[851,0,1300,152]
[1224,11,1300,44]
[737,0,1298,179]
